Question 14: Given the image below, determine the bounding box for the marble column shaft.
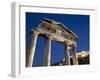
[72,45,78,65]
[43,37,51,66]
[64,43,70,65]
[26,31,38,67]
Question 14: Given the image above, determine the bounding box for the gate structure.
[26,18,78,67]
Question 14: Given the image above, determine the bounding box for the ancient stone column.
[71,44,78,65]
[63,43,70,65]
[26,30,39,67]
[43,36,52,66]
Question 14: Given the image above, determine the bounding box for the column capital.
[46,34,53,40]
[30,29,40,35]
[64,40,70,45]
[64,41,68,45]
[70,43,77,48]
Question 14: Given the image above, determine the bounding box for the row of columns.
[26,30,78,67]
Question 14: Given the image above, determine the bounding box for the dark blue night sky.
[26,12,89,66]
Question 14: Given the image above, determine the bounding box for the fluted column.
[26,30,39,67]
[63,43,70,65]
[71,44,78,65]
[43,36,52,66]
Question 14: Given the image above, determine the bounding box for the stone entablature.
[37,18,78,45]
